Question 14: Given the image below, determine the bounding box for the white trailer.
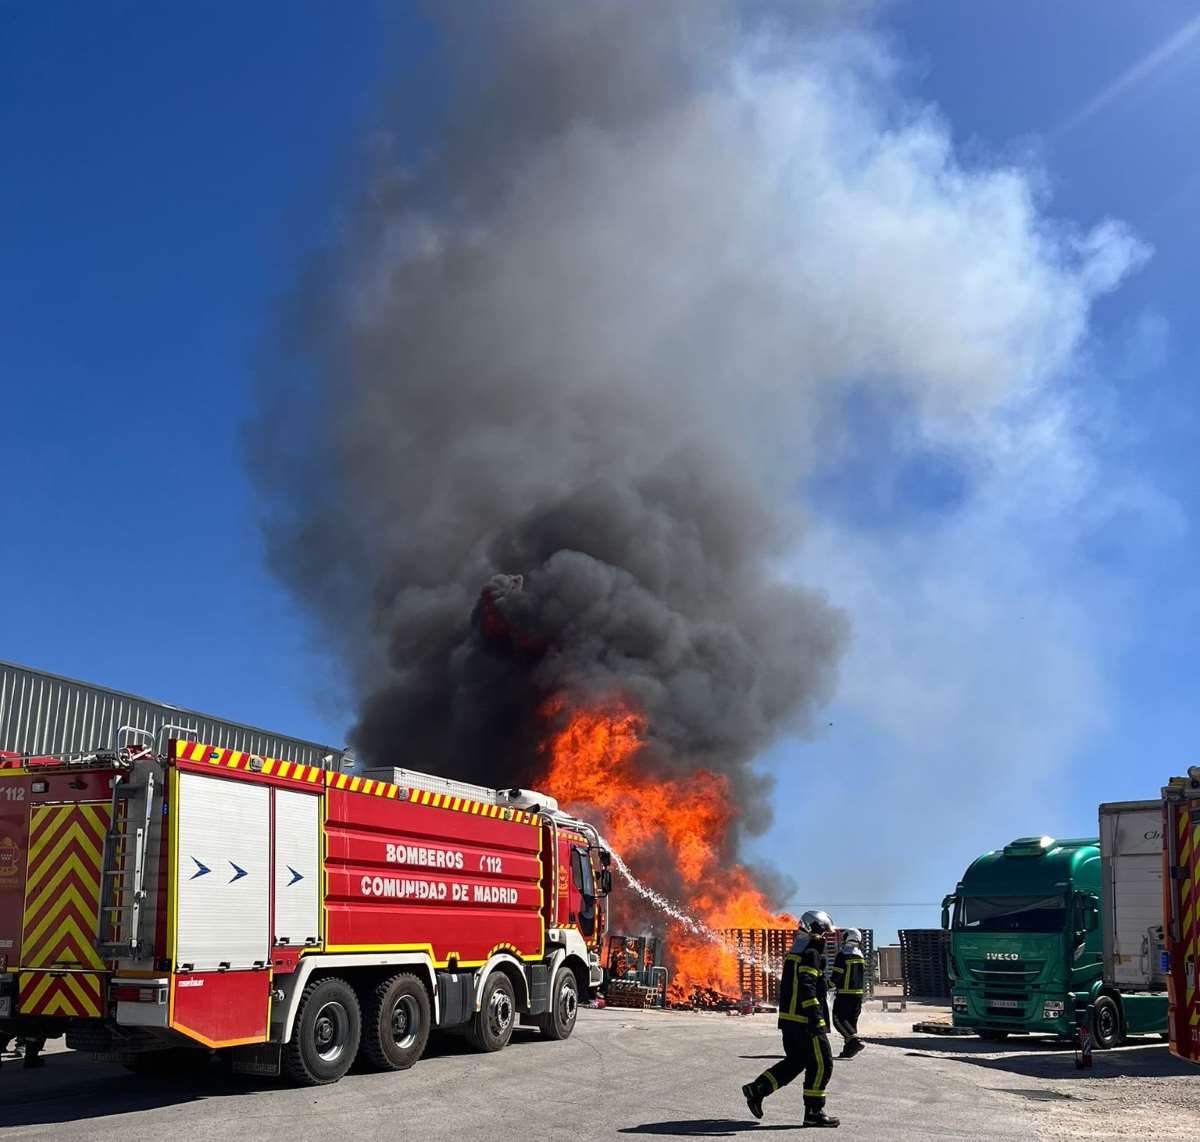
[1099,800,1166,992]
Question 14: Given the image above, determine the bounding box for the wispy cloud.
[1058,12,1200,134]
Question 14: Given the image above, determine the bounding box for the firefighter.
[741,910,839,1128]
[831,928,867,1059]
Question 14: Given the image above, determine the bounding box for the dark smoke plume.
[250,1,853,846]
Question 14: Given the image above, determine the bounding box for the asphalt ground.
[1,1004,1197,1140]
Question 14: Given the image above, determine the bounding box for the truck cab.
[944,830,1167,1046]
[944,836,1105,1042]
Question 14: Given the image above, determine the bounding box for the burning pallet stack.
[722,927,876,1006]
[723,928,793,1006]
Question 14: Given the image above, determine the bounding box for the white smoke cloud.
[255,3,1159,907]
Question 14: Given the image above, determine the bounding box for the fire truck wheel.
[359,973,431,1071]
[284,976,362,1085]
[537,967,579,1040]
[465,972,517,1053]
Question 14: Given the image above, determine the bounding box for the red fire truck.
[0,735,611,1083]
[1164,771,1200,1063]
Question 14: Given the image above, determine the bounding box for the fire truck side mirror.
[940,895,954,930]
[598,868,613,896]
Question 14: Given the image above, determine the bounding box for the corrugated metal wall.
[0,659,346,769]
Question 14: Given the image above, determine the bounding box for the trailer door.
[1101,802,1165,990]
[174,771,270,970]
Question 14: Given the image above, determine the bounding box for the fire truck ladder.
[97,765,157,960]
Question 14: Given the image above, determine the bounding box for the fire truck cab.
[0,737,611,1084]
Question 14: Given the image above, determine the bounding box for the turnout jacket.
[777,937,829,1030]
[831,948,866,996]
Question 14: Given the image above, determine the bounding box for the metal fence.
[0,658,347,769]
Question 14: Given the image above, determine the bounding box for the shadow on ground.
[0,1030,557,1131]
[872,1036,1193,1080]
[619,1119,804,1136]
[0,1063,261,1130]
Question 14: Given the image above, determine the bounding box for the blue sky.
[3,2,1198,941]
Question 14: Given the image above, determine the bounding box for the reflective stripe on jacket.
[831,950,866,996]
[777,940,830,1029]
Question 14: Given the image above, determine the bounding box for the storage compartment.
[272,788,320,947]
[174,772,270,971]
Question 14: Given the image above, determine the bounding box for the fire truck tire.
[465,972,516,1053]
[284,976,362,1085]
[358,973,431,1071]
[537,967,579,1040]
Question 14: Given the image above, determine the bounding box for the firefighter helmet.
[800,909,834,935]
[842,927,862,947]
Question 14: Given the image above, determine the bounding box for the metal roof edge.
[0,656,346,756]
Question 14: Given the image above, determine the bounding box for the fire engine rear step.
[97,769,157,959]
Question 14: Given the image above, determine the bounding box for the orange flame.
[539,698,794,1002]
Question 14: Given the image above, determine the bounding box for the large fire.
[539,699,794,1002]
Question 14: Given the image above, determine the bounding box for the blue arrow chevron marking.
[229,861,248,883]
[287,866,303,886]
[190,856,210,880]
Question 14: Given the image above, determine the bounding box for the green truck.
[942,803,1168,1046]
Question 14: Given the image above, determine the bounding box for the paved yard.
[0,1004,1196,1140]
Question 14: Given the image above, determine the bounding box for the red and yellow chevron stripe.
[21,802,110,971]
[19,970,103,1019]
[173,739,327,785]
[1180,803,1200,1028]
[397,783,537,825]
[173,740,538,824]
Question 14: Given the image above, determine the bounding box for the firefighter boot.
[803,1105,839,1128]
[742,1082,764,1120]
[21,1042,45,1070]
[839,1040,864,1060]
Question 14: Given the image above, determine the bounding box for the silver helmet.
[841,927,862,947]
[800,909,834,935]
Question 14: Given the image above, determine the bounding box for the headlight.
[953,995,968,1012]
[1043,1000,1065,1019]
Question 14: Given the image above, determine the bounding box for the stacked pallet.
[898,928,952,1000]
[822,929,875,998]
[606,979,654,1008]
[721,927,876,1004]
[724,928,792,1005]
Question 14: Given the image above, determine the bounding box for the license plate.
[989,999,1022,1009]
